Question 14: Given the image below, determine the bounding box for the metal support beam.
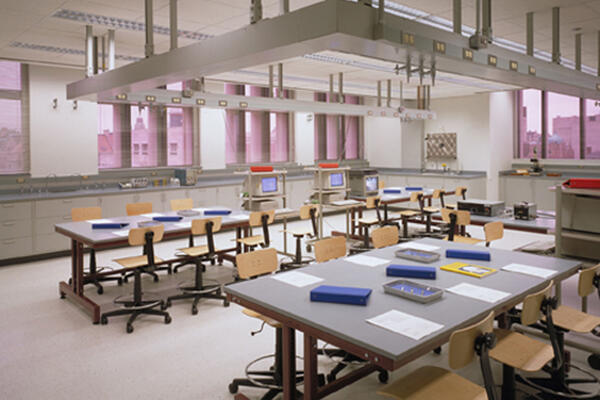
[575,33,582,71]
[251,0,263,24]
[85,25,93,77]
[329,74,334,100]
[377,80,381,107]
[598,30,600,77]
[552,7,560,64]
[170,0,178,50]
[268,65,274,97]
[280,0,289,15]
[453,0,461,35]
[399,80,403,107]
[378,0,385,25]
[107,29,115,70]
[101,36,106,71]
[338,72,343,103]
[482,0,492,41]
[526,12,533,56]
[277,63,283,98]
[92,36,99,75]
[386,79,391,107]
[145,0,154,58]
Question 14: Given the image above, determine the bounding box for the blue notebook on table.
[204,210,231,216]
[383,188,402,194]
[153,216,182,222]
[405,186,423,191]
[387,264,436,279]
[92,223,129,229]
[446,249,491,261]
[310,285,372,306]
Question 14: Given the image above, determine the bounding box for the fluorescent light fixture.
[145,95,156,102]
[433,41,446,54]
[488,55,497,66]
[239,101,248,108]
[528,66,536,76]
[402,33,415,45]
[9,41,140,61]
[463,49,474,61]
[196,98,206,105]
[171,97,182,104]
[115,93,127,100]
[509,61,518,71]
[218,100,227,107]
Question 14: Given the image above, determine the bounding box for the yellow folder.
[440,262,497,278]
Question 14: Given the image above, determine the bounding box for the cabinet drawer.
[34,233,70,254]
[35,216,73,236]
[35,197,98,218]
[0,202,32,221]
[0,220,32,239]
[0,237,33,260]
[562,195,600,234]
[132,191,164,213]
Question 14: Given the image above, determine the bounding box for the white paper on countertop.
[397,242,440,252]
[447,283,510,303]
[271,271,324,288]
[86,219,113,224]
[112,230,130,237]
[367,310,444,340]
[346,254,390,268]
[501,263,556,279]
[140,213,163,218]
[173,221,192,229]
[229,214,249,220]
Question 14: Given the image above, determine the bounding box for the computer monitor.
[245,173,282,197]
[330,173,344,188]
[365,176,379,193]
[261,177,278,193]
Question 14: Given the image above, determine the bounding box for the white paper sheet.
[173,221,192,229]
[346,255,390,268]
[397,242,440,252]
[447,283,510,303]
[275,208,295,215]
[501,263,556,279]
[112,230,130,237]
[229,214,249,221]
[86,218,112,224]
[271,271,324,288]
[366,310,444,340]
[140,213,163,218]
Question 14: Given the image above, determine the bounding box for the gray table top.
[432,210,555,233]
[353,187,435,203]
[55,207,296,246]
[225,238,579,364]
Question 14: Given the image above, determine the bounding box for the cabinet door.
[0,237,33,259]
[35,197,99,218]
[162,189,189,211]
[187,187,218,208]
[99,193,136,217]
[131,191,164,213]
[0,202,32,221]
[34,233,70,254]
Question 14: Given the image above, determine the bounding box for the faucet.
[44,174,58,193]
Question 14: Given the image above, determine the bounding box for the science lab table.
[225,238,580,400]
[432,210,556,235]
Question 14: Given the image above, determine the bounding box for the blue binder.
[204,210,232,216]
[92,223,129,229]
[153,216,182,222]
[310,285,372,306]
[383,188,402,194]
[386,264,436,279]
[446,249,491,261]
[405,186,423,191]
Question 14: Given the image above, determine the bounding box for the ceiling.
[0,0,598,99]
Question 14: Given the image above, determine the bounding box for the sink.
[48,188,78,193]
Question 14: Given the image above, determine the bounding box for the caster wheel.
[223,299,230,307]
[318,374,326,386]
[117,278,123,286]
[153,276,159,283]
[164,315,172,324]
[161,301,169,311]
[68,278,72,285]
[588,354,600,370]
[326,373,336,383]
[101,315,108,325]
[97,286,104,295]
[126,323,134,333]
[60,293,66,299]
[433,346,442,355]
[166,300,172,308]
[123,277,128,284]
[167,267,172,275]
[378,370,389,384]
[306,245,312,253]
[228,382,238,394]
[191,306,198,315]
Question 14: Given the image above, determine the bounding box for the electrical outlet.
[16,177,25,184]
[82,175,89,180]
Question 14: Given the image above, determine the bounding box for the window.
[0,61,28,174]
[97,104,122,169]
[166,107,193,166]
[546,92,580,159]
[517,89,542,159]
[585,99,600,159]
[130,106,158,167]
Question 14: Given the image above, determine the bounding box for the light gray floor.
[0,213,598,400]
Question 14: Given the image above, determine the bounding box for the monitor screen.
[330,173,344,187]
[365,176,378,192]
[261,177,278,193]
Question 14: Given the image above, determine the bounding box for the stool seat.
[358,217,380,225]
[378,366,487,400]
[397,210,420,217]
[423,206,439,213]
[489,329,554,372]
[178,245,210,257]
[114,255,163,269]
[281,228,313,237]
[243,308,282,328]
[547,305,600,333]
[236,235,266,247]
[443,235,483,245]
[446,203,457,210]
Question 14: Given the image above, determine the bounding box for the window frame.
[0,62,29,175]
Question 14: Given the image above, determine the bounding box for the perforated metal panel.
[426,132,457,159]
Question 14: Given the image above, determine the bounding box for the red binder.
[250,166,273,172]
[563,178,600,189]
[319,163,339,169]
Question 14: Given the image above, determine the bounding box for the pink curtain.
[246,85,266,163]
[344,95,359,160]
[225,83,243,164]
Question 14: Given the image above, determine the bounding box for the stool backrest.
[128,224,164,246]
[248,209,275,227]
[578,264,600,298]
[371,225,399,249]
[170,198,193,211]
[365,196,380,209]
[236,248,278,279]
[314,236,346,263]
[378,180,385,190]
[484,221,504,246]
[432,189,442,199]
[126,202,153,216]
[191,217,222,235]
[455,186,467,199]
[300,204,320,220]
[71,206,102,222]
[441,209,471,226]
[448,311,494,370]
[409,191,422,203]
[521,281,554,326]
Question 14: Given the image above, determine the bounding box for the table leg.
[236,227,242,254]
[304,334,318,400]
[350,208,356,235]
[282,325,297,400]
[384,204,388,224]
[345,209,350,239]
[501,365,516,400]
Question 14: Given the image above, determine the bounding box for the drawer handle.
[2,221,16,226]
[63,216,72,220]
[3,239,16,245]
[2,204,15,208]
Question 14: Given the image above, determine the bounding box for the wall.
[294,112,315,165]
[400,120,424,169]
[29,65,98,177]
[200,108,226,169]
[364,116,402,168]
[488,91,515,200]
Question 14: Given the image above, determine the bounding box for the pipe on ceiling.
[170,0,178,50]
[107,29,115,70]
[145,0,154,58]
[85,25,93,77]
